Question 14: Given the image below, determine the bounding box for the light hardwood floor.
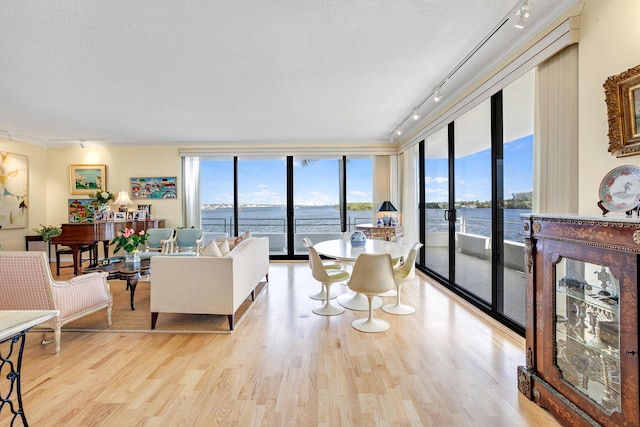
[12,261,560,426]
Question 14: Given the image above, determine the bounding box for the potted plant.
[32,224,62,257]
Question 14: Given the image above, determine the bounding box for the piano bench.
[55,243,97,276]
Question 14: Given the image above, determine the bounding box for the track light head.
[433,88,442,102]
[514,0,530,29]
[412,109,420,120]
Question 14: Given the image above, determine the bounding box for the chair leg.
[352,295,390,332]
[56,251,61,276]
[309,283,336,301]
[312,282,344,316]
[54,324,62,352]
[382,283,416,315]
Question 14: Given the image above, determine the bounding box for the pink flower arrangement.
[110,228,149,253]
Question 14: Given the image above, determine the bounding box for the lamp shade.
[377,201,397,212]
[114,190,133,206]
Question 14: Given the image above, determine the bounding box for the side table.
[355,223,404,241]
[83,259,150,310]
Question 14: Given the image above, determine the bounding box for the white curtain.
[182,156,200,228]
[534,44,579,214]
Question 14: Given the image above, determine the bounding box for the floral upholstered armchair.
[0,251,113,352]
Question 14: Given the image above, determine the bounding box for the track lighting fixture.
[433,88,442,102]
[514,0,530,29]
[412,109,420,120]
[80,141,85,148]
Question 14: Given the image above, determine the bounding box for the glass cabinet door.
[554,257,621,413]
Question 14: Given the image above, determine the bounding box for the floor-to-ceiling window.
[236,157,288,253]
[501,70,534,324]
[346,157,373,229]
[199,155,372,257]
[418,70,534,333]
[424,126,451,279]
[200,157,235,239]
[293,157,342,255]
[454,99,493,303]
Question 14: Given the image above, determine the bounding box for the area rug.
[63,278,267,333]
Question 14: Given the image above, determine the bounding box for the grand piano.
[51,219,165,275]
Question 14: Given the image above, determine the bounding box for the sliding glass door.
[454,99,493,303]
[424,127,451,279]
[418,70,534,332]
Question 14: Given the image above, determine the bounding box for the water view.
[200,206,529,242]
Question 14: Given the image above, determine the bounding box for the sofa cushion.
[201,241,223,257]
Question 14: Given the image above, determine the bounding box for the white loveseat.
[150,236,269,330]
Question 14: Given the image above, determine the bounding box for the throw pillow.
[201,241,222,257]
[217,238,230,255]
[234,230,251,246]
[217,237,235,250]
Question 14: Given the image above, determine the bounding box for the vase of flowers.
[91,190,115,212]
[110,228,149,264]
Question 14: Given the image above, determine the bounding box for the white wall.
[0,139,183,250]
[45,145,182,228]
[578,0,640,215]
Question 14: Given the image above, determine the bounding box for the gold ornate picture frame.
[604,64,640,157]
[69,164,106,195]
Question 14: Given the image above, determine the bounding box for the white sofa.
[150,236,269,330]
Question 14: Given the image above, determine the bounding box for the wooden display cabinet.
[518,215,639,426]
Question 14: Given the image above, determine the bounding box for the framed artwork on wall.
[0,151,28,229]
[604,64,640,157]
[68,199,96,223]
[69,164,106,195]
[130,176,177,199]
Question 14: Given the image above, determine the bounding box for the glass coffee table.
[83,259,150,310]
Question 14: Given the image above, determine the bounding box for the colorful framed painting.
[69,164,106,195]
[68,199,97,223]
[130,176,177,199]
[0,151,28,229]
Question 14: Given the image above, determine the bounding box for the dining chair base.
[313,303,345,316]
[352,317,390,333]
[382,303,416,315]
[338,292,382,311]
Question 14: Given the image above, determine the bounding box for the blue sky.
[426,135,533,203]
[200,158,372,205]
[200,136,533,206]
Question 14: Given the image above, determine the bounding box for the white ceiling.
[0,0,577,147]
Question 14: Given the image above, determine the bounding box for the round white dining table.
[313,238,408,262]
[313,239,408,311]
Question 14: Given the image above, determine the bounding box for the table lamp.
[377,201,397,226]
[114,190,134,212]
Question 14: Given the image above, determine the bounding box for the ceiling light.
[395,128,402,136]
[514,0,530,29]
[433,88,442,102]
[412,109,420,120]
[80,141,85,148]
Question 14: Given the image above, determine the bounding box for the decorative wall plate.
[599,165,640,211]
